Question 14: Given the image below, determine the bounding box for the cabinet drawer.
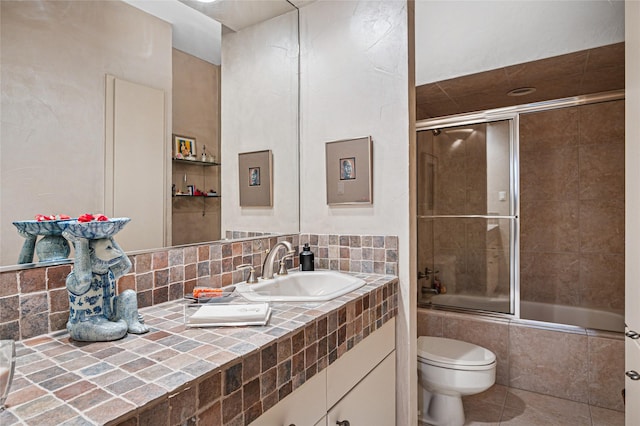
[327,318,395,407]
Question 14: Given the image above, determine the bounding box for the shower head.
[432,129,441,136]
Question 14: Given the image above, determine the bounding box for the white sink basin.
[235,270,366,302]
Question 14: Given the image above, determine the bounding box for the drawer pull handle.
[626,330,640,339]
[336,421,351,426]
[626,370,640,381]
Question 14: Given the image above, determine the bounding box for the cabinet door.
[626,337,640,425]
[327,351,396,426]
[250,369,326,426]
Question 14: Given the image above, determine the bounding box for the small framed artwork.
[173,134,196,159]
[239,150,273,207]
[326,136,373,205]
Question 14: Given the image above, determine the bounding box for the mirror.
[0,0,300,268]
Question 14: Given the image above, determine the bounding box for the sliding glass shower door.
[417,119,517,314]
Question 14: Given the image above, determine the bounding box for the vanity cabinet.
[249,369,327,426]
[251,318,396,426]
[327,351,396,426]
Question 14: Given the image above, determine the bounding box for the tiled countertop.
[1,273,398,426]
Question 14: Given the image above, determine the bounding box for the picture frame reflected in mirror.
[239,150,273,207]
[173,134,197,160]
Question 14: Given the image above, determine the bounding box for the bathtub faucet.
[422,286,440,295]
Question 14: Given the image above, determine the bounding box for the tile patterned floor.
[422,384,625,426]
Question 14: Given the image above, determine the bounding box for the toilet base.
[418,388,465,426]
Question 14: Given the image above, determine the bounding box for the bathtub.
[426,294,624,333]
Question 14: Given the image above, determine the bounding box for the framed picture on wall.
[173,134,196,159]
[326,136,373,205]
[239,150,273,207]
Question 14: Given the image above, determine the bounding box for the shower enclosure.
[416,91,625,333]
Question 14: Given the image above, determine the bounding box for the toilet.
[417,336,496,426]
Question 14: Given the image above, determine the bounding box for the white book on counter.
[186,302,271,327]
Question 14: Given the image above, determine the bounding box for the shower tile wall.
[519,100,625,312]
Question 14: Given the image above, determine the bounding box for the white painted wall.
[415,0,625,85]
[0,1,172,266]
[220,10,300,236]
[299,1,412,423]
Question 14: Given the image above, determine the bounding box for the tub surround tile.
[587,335,625,411]
[2,274,397,426]
[418,308,625,413]
[519,100,624,315]
[520,145,579,202]
[579,100,625,146]
[520,252,580,306]
[509,323,589,403]
[417,309,444,337]
[443,315,510,386]
[579,253,625,311]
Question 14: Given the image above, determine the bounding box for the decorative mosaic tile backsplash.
[0,233,398,341]
[300,234,398,276]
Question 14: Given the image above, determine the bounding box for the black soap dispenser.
[300,243,314,271]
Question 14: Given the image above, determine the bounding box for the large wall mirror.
[0,0,301,269]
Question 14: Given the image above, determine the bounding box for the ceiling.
[124,0,313,65]
[416,42,625,120]
[179,0,312,32]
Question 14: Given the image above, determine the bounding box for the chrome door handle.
[626,370,640,381]
[336,421,351,426]
[626,330,640,339]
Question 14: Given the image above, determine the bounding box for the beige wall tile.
[579,198,624,254]
[520,146,579,202]
[443,314,510,386]
[416,309,444,337]
[520,200,579,252]
[579,100,625,146]
[509,323,588,403]
[579,143,625,200]
[520,107,578,151]
[520,252,580,305]
[588,335,625,411]
[579,253,625,310]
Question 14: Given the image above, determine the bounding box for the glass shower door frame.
[416,112,520,317]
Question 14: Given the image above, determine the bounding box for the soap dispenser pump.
[300,243,314,271]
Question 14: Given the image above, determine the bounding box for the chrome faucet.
[262,241,295,279]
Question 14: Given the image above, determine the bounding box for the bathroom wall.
[0,1,173,266]
[519,100,625,313]
[418,308,625,412]
[298,1,413,424]
[220,10,299,235]
[172,48,222,245]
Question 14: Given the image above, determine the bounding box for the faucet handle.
[277,252,295,275]
[236,264,258,284]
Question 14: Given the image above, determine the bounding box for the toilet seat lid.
[417,336,496,366]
